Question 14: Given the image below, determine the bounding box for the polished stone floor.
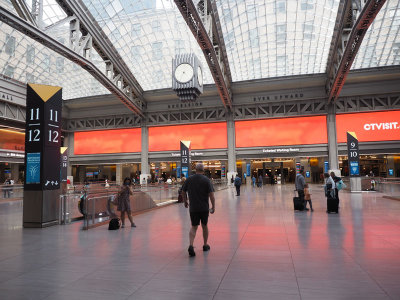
[0,184,400,300]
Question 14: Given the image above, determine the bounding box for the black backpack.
[108,218,121,230]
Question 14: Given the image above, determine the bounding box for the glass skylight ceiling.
[81,0,213,91]
[0,0,399,100]
[0,17,109,99]
[216,0,341,81]
[353,1,400,69]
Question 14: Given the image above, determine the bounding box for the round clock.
[174,63,194,83]
[197,66,203,87]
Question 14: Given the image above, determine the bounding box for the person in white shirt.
[324,173,338,213]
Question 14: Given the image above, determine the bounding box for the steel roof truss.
[174,0,233,109]
[326,0,387,102]
[55,0,145,109]
[0,7,144,117]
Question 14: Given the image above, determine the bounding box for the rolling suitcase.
[293,191,304,211]
[327,196,339,213]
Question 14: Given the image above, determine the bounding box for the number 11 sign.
[25,84,62,190]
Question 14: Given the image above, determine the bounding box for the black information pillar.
[180,141,191,178]
[24,83,62,228]
[347,132,360,177]
[60,147,68,194]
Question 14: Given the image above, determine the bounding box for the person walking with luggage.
[330,171,341,208]
[234,174,242,196]
[324,173,338,213]
[258,174,263,187]
[117,177,136,228]
[182,163,215,257]
[295,169,307,210]
[304,184,313,211]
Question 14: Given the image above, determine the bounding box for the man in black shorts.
[182,163,216,257]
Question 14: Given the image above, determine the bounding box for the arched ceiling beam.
[0,7,144,117]
[326,0,387,103]
[55,0,145,109]
[174,0,233,110]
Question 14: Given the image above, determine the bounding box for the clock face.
[174,63,194,83]
[197,66,203,86]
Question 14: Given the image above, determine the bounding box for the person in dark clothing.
[258,174,263,187]
[295,169,307,211]
[234,174,242,196]
[182,163,215,257]
[117,178,136,228]
[330,171,341,207]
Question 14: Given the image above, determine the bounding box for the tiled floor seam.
[282,209,303,300]
[125,203,209,298]
[342,246,395,300]
[212,189,258,300]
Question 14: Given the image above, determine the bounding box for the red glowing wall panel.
[0,129,25,151]
[235,116,328,148]
[74,128,141,155]
[148,122,227,151]
[336,110,400,143]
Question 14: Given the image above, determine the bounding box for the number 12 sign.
[25,84,62,190]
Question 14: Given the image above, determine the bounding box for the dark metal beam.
[326,0,387,102]
[10,0,37,26]
[55,0,145,107]
[174,0,233,109]
[0,7,144,117]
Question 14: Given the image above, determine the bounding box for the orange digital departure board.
[336,110,400,143]
[148,122,227,151]
[235,116,328,148]
[74,128,141,155]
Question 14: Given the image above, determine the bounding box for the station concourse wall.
[336,110,400,143]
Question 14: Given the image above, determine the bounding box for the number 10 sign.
[25,84,62,190]
[347,132,360,177]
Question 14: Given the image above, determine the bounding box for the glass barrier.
[60,179,228,229]
[0,184,24,200]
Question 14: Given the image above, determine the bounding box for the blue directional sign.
[26,153,41,184]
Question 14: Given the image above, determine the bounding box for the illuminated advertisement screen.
[149,122,227,151]
[0,129,25,151]
[336,110,400,143]
[235,116,328,148]
[74,128,141,155]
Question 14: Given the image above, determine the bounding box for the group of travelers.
[111,164,348,258]
[295,169,345,213]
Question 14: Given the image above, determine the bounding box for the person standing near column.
[234,174,242,196]
[295,169,307,211]
[182,163,215,257]
[330,171,341,208]
[117,177,136,228]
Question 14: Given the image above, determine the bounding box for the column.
[326,102,340,176]
[11,163,19,182]
[227,113,236,185]
[65,132,73,177]
[116,164,122,185]
[140,124,150,184]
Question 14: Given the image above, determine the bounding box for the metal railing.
[0,184,23,200]
[60,184,181,229]
[60,179,228,228]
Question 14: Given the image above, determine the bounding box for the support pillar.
[116,164,122,186]
[227,113,236,185]
[11,163,19,182]
[140,125,150,184]
[327,103,340,176]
